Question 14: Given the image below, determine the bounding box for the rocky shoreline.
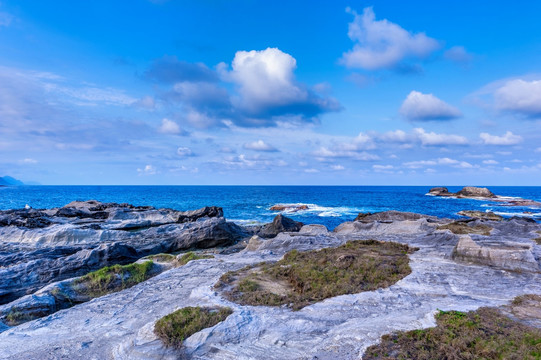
[0,197,540,359]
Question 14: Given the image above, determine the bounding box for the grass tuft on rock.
[177,251,214,266]
[154,306,233,348]
[144,253,177,262]
[216,240,416,310]
[437,221,492,236]
[363,307,541,360]
[74,260,154,297]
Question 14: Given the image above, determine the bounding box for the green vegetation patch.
[437,221,492,236]
[154,306,233,348]
[74,260,154,297]
[144,253,177,262]
[216,240,416,310]
[364,307,541,360]
[177,251,214,266]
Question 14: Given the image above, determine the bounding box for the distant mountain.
[0,176,25,186]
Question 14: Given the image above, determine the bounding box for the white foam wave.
[269,203,366,218]
[492,211,541,218]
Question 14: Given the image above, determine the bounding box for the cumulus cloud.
[223,48,340,125]
[243,140,278,152]
[341,7,440,70]
[137,164,157,175]
[158,118,187,135]
[480,131,523,145]
[145,56,218,83]
[444,46,473,64]
[493,79,541,117]
[400,91,462,121]
[176,146,194,157]
[413,128,468,146]
[152,48,339,128]
[483,159,499,165]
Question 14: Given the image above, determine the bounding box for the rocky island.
[0,199,540,359]
[429,186,541,207]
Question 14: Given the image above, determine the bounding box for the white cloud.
[444,46,473,64]
[137,164,157,175]
[400,91,462,121]
[380,129,409,142]
[341,7,440,70]
[243,140,278,152]
[53,86,137,106]
[480,131,523,145]
[404,157,473,169]
[494,79,541,117]
[413,128,468,146]
[20,158,38,164]
[373,164,393,171]
[304,168,319,173]
[135,96,156,109]
[535,147,541,153]
[224,48,339,120]
[331,165,345,171]
[158,118,183,135]
[313,146,379,161]
[176,146,194,157]
[483,159,499,165]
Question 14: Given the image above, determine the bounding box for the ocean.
[0,186,540,230]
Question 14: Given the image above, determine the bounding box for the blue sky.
[0,0,540,185]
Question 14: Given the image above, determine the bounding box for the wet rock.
[257,214,303,239]
[269,204,309,212]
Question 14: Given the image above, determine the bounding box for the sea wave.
[268,203,366,218]
[492,211,541,218]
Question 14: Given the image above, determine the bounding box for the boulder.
[456,186,496,198]
[257,214,303,239]
[428,187,451,196]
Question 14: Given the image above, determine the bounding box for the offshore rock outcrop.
[0,209,539,359]
[0,201,248,304]
[428,186,541,207]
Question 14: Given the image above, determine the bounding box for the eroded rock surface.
[0,201,248,304]
[0,210,539,360]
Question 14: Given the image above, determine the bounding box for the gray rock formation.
[0,201,248,305]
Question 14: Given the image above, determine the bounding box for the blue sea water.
[0,186,540,229]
